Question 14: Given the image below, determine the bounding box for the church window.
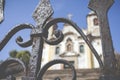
[94,18,99,25]
[79,45,84,53]
[66,38,73,52]
[55,47,60,54]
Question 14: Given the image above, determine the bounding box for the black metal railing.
[0,0,120,80]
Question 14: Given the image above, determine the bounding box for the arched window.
[79,45,84,53]
[66,38,73,52]
[55,47,60,54]
[93,18,99,25]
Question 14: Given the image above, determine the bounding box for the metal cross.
[88,0,117,78]
[67,14,73,20]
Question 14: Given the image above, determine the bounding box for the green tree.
[9,50,18,58]
[9,50,31,64]
[16,50,31,66]
[9,50,31,75]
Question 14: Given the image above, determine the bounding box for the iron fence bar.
[28,0,54,78]
[88,0,120,79]
[28,35,44,78]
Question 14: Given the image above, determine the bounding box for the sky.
[0,0,120,60]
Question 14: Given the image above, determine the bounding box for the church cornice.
[64,32,78,37]
[78,34,100,40]
[59,51,80,57]
[87,33,101,40]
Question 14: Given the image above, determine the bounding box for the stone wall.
[43,68,100,80]
[1,68,100,80]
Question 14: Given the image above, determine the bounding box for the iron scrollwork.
[0,24,34,51]
[37,59,76,80]
[1,0,118,80]
[0,0,78,79]
[0,58,26,79]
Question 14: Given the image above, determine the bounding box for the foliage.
[9,50,18,58]
[9,50,31,66]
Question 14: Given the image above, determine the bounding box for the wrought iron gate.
[0,0,120,80]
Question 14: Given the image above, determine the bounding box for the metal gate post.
[22,0,54,80]
[88,0,120,80]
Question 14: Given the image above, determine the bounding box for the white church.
[41,11,103,69]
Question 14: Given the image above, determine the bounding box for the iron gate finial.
[32,0,54,27]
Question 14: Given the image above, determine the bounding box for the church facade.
[41,12,103,69]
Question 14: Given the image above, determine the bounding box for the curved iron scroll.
[37,59,76,80]
[0,9,103,80]
[0,0,117,79]
[0,58,26,79]
[43,18,104,68]
[0,23,34,51]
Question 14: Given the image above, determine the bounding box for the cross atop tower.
[67,14,73,20]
